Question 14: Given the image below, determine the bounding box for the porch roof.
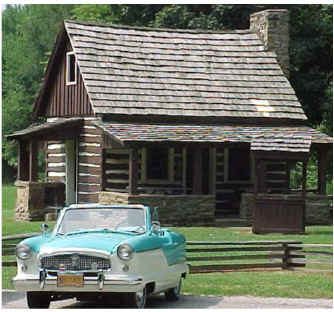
[7,118,83,141]
[97,122,332,153]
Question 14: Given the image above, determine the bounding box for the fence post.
[282,243,290,269]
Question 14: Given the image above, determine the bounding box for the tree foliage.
[2,4,74,168]
[289,5,333,131]
[3,4,332,178]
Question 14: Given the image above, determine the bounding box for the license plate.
[57,273,84,288]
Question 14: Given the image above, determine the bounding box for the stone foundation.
[14,181,65,221]
[305,194,333,225]
[240,193,255,222]
[99,192,216,226]
[240,193,333,225]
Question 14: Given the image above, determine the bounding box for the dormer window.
[66,51,76,85]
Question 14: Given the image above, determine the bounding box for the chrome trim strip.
[39,248,111,259]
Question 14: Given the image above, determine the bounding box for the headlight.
[117,244,134,261]
[16,243,32,260]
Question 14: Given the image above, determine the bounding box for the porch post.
[18,140,29,181]
[129,148,138,195]
[302,160,307,198]
[318,146,329,195]
[209,147,216,195]
[101,149,106,191]
[255,158,266,194]
[182,147,187,194]
[193,147,202,194]
[29,140,39,182]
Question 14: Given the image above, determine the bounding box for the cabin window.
[228,147,251,181]
[146,147,169,181]
[66,51,77,85]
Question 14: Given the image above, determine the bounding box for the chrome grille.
[40,254,111,271]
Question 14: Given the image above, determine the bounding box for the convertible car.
[13,204,189,308]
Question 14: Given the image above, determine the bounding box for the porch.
[8,119,333,232]
[99,122,332,232]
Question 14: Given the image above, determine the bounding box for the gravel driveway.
[2,291,332,309]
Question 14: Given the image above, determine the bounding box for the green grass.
[2,185,333,298]
[171,226,333,244]
[183,271,333,299]
[2,267,16,290]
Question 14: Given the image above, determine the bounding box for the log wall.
[77,120,103,203]
[104,148,130,192]
[46,141,66,183]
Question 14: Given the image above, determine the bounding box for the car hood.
[25,232,134,255]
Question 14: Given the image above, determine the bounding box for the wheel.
[165,278,182,301]
[123,287,147,308]
[27,292,51,308]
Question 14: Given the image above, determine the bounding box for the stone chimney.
[250,9,290,78]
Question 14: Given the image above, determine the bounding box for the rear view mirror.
[41,223,49,234]
[151,221,161,234]
[152,207,159,222]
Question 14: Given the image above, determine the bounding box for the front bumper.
[13,271,144,293]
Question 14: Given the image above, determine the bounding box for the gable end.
[33,25,94,119]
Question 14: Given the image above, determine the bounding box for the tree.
[2,4,74,177]
[289,5,333,129]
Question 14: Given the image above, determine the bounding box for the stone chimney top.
[250,9,290,78]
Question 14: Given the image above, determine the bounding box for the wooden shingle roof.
[64,20,307,120]
[96,122,332,152]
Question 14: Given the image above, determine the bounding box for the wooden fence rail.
[186,240,305,273]
[288,244,333,273]
[2,235,332,273]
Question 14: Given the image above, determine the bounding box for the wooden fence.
[186,240,305,273]
[2,235,332,273]
[287,243,333,273]
[2,233,39,267]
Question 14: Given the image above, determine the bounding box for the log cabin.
[8,9,333,233]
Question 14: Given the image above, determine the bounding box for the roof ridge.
[64,19,252,35]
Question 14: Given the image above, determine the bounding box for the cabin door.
[214,146,251,218]
[65,140,77,205]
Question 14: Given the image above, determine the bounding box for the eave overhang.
[7,118,84,142]
[95,121,333,154]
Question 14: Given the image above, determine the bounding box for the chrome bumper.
[13,271,144,293]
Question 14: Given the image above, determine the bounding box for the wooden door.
[253,195,305,234]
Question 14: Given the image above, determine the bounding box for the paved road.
[2,291,333,309]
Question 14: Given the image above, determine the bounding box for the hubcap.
[136,289,146,307]
[174,279,181,295]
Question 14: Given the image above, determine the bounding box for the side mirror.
[151,221,161,234]
[41,223,49,234]
[153,207,159,222]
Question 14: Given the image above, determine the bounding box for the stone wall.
[15,181,45,221]
[14,181,65,221]
[240,192,333,225]
[240,192,255,222]
[99,192,216,226]
[250,9,290,78]
[305,194,333,225]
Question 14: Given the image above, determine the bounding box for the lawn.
[2,185,333,298]
[183,271,332,299]
[171,225,333,245]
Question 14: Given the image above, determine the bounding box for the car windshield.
[57,208,146,235]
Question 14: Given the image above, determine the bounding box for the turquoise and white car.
[13,204,189,308]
